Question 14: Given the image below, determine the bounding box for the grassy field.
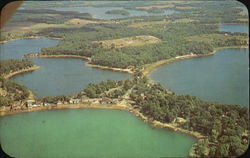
[65,18,115,25]
[93,35,161,48]
[175,6,195,10]
[237,18,249,22]
[136,4,175,10]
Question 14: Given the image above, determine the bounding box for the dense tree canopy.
[0,59,34,75]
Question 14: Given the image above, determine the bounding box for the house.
[100,97,113,104]
[57,101,63,105]
[111,99,119,104]
[26,100,35,108]
[69,98,80,104]
[80,95,89,100]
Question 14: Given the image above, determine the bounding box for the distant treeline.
[5,9,92,26]
[105,9,130,16]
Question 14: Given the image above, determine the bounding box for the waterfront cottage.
[100,97,113,104]
[69,98,80,104]
[111,99,119,104]
[57,101,63,105]
[26,100,35,108]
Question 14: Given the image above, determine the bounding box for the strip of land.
[85,62,133,74]
[3,65,40,79]
[143,45,248,76]
[136,4,175,10]
[24,54,133,74]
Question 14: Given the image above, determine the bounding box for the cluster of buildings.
[21,97,124,109]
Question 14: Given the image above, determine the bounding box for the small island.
[105,9,130,16]
[146,8,165,14]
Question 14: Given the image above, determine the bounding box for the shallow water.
[0,109,196,158]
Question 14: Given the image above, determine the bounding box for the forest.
[5,9,92,26]
[0,59,34,75]
[0,77,30,106]
[0,60,34,106]
[77,72,249,157]
[37,21,245,69]
[22,1,246,70]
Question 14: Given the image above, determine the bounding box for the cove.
[0,109,196,158]
[219,24,249,33]
[149,48,249,106]
[0,38,130,97]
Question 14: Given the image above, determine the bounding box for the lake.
[150,48,249,106]
[52,6,177,20]
[219,24,249,33]
[0,38,130,97]
[0,109,196,158]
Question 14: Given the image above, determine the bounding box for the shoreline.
[32,54,91,61]
[0,102,204,141]
[143,45,248,76]
[143,52,215,76]
[25,54,134,74]
[85,62,134,74]
[0,36,63,44]
[3,65,40,79]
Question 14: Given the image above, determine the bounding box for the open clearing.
[136,4,175,10]
[175,6,195,10]
[65,18,114,25]
[129,21,169,28]
[93,35,161,48]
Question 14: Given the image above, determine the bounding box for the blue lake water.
[53,6,177,20]
[0,38,130,97]
[219,24,249,33]
[150,48,249,106]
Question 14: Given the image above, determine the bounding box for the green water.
[0,109,196,158]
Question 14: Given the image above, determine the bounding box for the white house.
[69,98,80,104]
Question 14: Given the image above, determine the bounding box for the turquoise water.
[219,24,249,33]
[0,109,196,158]
[0,39,130,97]
[150,48,249,106]
[53,6,177,20]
